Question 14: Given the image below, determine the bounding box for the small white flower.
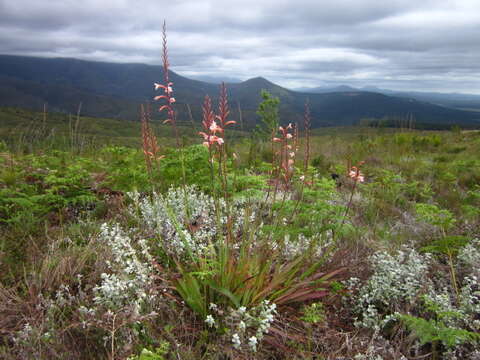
[205,315,215,327]
[248,336,258,351]
[238,320,246,332]
[232,333,241,349]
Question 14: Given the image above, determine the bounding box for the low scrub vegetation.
[1,25,479,360]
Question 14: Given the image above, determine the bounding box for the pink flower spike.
[224,120,236,126]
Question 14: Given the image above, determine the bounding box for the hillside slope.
[0,55,479,128]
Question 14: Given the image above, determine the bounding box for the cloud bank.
[1,0,480,93]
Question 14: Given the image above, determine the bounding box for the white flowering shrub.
[204,301,277,353]
[346,247,431,330]
[9,273,91,358]
[279,233,334,260]
[93,223,155,313]
[458,275,480,332]
[458,238,480,277]
[128,186,262,258]
[346,242,480,357]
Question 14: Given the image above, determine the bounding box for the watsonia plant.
[154,21,179,148]
[150,25,344,344]
[140,103,162,174]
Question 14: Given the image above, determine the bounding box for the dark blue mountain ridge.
[0,54,479,128]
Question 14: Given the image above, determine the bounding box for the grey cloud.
[0,0,479,93]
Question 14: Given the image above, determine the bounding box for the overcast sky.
[1,0,480,93]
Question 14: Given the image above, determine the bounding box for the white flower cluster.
[458,275,480,331]
[347,247,431,330]
[129,186,263,258]
[129,187,221,257]
[280,233,333,260]
[93,223,155,313]
[418,238,480,333]
[458,238,480,277]
[422,275,480,332]
[206,300,277,353]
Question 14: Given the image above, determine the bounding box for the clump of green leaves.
[301,302,326,324]
[415,203,456,232]
[398,314,480,349]
[130,342,170,360]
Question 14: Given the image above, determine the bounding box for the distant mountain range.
[296,85,480,112]
[1,54,479,129]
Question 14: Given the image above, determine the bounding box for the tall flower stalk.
[154,21,179,148]
[200,95,221,189]
[340,161,365,228]
[303,100,311,173]
[216,83,235,203]
[198,87,236,189]
[273,123,295,189]
[140,103,162,174]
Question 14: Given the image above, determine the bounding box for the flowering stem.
[340,179,357,230]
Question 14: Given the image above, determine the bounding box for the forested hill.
[1,55,479,128]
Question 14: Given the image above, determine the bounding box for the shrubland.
[0,26,479,360]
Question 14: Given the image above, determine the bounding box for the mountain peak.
[242,76,272,85]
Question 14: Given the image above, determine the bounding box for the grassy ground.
[1,107,480,359]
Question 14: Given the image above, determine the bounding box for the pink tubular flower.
[214,136,224,145]
[201,134,224,148]
[348,166,365,183]
[209,120,223,134]
[199,131,209,141]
